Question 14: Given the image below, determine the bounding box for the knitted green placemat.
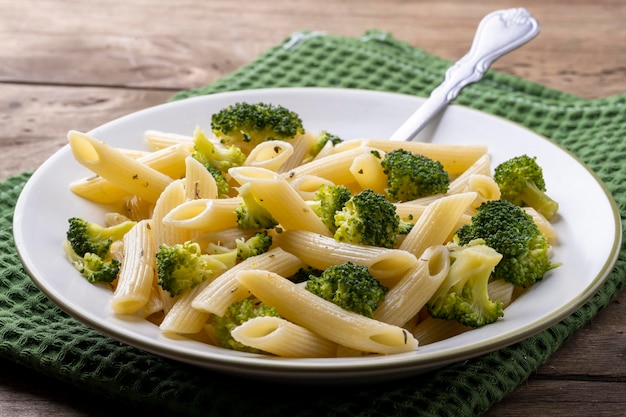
[2,31,625,417]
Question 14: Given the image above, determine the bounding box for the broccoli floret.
[235,183,279,230]
[156,241,226,297]
[202,163,231,198]
[63,240,120,283]
[211,102,305,154]
[212,298,281,353]
[307,130,344,160]
[309,184,352,233]
[289,266,324,284]
[305,262,388,318]
[192,126,246,172]
[455,199,558,288]
[333,189,403,248]
[380,148,449,202]
[66,217,136,258]
[426,240,504,328]
[493,154,559,220]
[235,231,273,260]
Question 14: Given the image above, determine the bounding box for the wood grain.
[1,1,625,416]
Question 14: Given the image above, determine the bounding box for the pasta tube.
[152,179,190,245]
[162,197,242,231]
[191,248,304,316]
[274,229,418,282]
[69,143,191,204]
[236,269,419,355]
[244,140,294,171]
[110,219,156,314]
[228,166,330,236]
[184,155,219,200]
[399,192,477,257]
[230,316,338,358]
[351,139,487,175]
[373,245,450,326]
[68,130,174,203]
[349,149,387,194]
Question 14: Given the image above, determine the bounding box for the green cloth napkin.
[2,30,625,417]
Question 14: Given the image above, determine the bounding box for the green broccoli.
[289,266,324,284]
[305,262,388,318]
[212,298,281,353]
[66,217,136,258]
[426,240,504,328]
[380,148,450,202]
[454,199,559,288]
[192,126,246,172]
[210,102,305,154]
[493,154,559,220]
[333,188,404,248]
[63,240,120,283]
[235,231,273,260]
[235,183,279,230]
[308,183,352,233]
[156,241,228,297]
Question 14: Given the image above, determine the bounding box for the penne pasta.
[151,179,191,246]
[348,138,488,175]
[236,269,419,355]
[281,146,376,185]
[68,130,174,204]
[144,130,194,151]
[489,279,515,308]
[465,173,501,208]
[399,192,477,257]
[160,276,221,334]
[412,315,472,346]
[523,207,558,243]
[277,131,317,173]
[185,155,221,200]
[373,245,450,326]
[288,175,335,201]
[244,140,294,171]
[162,197,242,231]
[191,248,305,316]
[230,316,338,358]
[274,229,418,282]
[349,149,387,194]
[69,143,191,204]
[110,220,156,314]
[229,166,331,236]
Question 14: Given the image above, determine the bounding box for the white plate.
[13,88,622,383]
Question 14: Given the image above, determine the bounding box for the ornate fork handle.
[389,8,540,142]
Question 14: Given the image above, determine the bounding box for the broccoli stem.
[520,181,559,220]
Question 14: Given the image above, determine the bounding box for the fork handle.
[389,8,540,142]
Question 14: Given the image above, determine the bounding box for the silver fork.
[389,8,540,142]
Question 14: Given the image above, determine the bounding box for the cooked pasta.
[274,229,418,282]
[68,130,174,204]
[230,316,338,357]
[110,219,156,314]
[373,245,450,326]
[63,107,561,360]
[236,269,419,355]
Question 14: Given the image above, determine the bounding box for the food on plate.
[61,100,561,357]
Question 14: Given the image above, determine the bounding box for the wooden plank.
[487,380,626,416]
[0,84,171,180]
[1,1,625,98]
[536,289,626,379]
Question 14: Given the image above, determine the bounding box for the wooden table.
[1,1,625,415]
